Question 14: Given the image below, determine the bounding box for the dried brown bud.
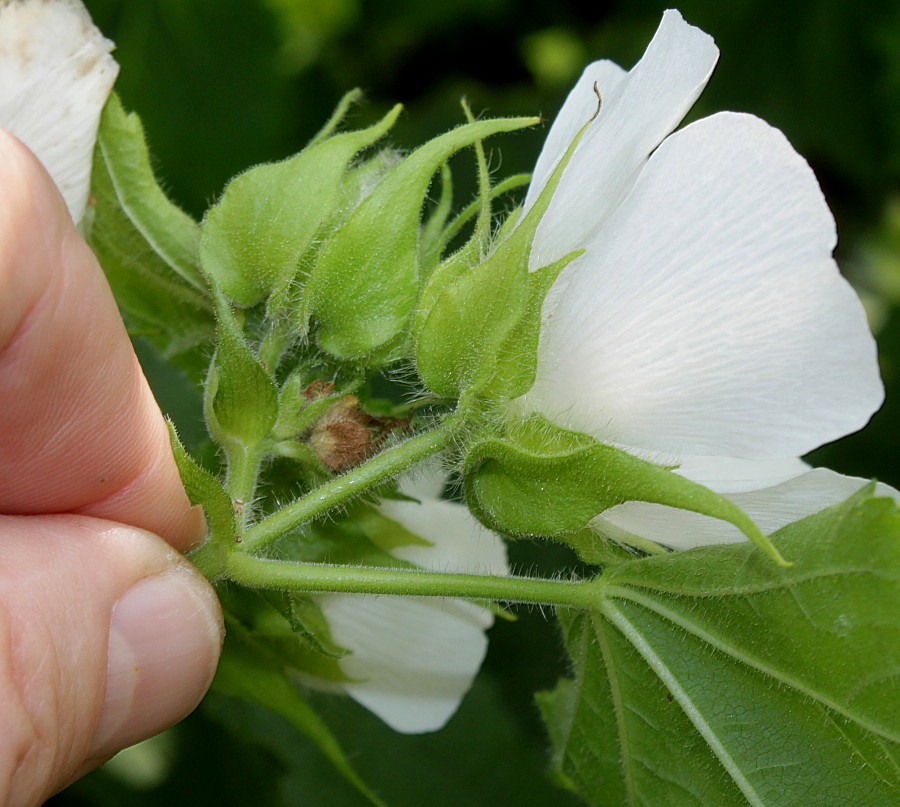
[308,395,373,471]
[302,380,335,401]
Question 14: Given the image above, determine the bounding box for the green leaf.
[260,591,349,659]
[89,94,213,378]
[304,115,539,360]
[208,290,279,446]
[214,617,386,807]
[199,103,402,307]
[539,490,900,806]
[463,415,784,564]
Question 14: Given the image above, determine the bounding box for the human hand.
[0,130,223,806]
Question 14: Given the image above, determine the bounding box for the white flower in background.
[314,470,509,733]
[520,9,896,550]
[0,0,118,223]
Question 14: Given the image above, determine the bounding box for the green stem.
[227,442,263,531]
[188,539,229,579]
[228,552,602,608]
[240,418,460,553]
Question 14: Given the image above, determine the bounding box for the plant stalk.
[228,551,602,608]
[240,417,460,553]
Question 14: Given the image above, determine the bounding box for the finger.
[0,514,223,806]
[0,130,203,550]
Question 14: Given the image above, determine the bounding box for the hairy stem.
[228,552,603,608]
[239,417,460,553]
[226,442,263,531]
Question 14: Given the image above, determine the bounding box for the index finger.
[0,131,203,551]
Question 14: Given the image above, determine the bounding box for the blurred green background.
[51,0,900,805]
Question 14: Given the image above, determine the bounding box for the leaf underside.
[539,490,900,807]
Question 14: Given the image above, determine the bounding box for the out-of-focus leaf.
[213,618,386,806]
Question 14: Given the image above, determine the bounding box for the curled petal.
[529,9,718,268]
[527,112,883,459]
[594,467,900,551]
[0,0,118,223]
[317,478,508,733]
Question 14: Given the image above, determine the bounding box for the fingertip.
[0,127,201,548]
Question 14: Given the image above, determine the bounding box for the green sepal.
[213,616,385,807]
[199,103,402,307]
[489,250,581,399]
[257,591,350,661]
[89,94,213,379]
[304,115,540,360]
[414,232,532,398]
[168,419,235,537]
[462,415,787,566]
[426,172,531,265]
[306,87,364,147]
[419,163,454,271]
[560,528,652,567]
[208,289,279,447]
[413,116,589,401]
[274,513,422,571]
[348,503,433,551]
[271,371,348,441]
[221,588,351,683]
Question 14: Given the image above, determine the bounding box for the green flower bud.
[206,289,278,448]
[413,117,588,402]
[462,415,786,564]
[199,98,402,308]
[303,116,539,361]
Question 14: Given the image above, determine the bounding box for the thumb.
[0,514,223,806]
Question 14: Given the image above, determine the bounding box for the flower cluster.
[1,0,892,738]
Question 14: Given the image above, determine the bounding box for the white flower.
[313,470,509,733]
[519,9,895,549]
[0,0,118,223]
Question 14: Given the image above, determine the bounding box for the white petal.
[526,112,883,459]
[393,459,448,502]
[675,455,810,494]
[316,487,508,733]
[529,9,718,268]
[523,59,626,213]
[0,0,118,223]
[593,467,900,550]
[379,495,509,575]
[317,593,491,733]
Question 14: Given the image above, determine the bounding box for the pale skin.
[0,131,223,806]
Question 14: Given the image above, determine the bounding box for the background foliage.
[51,0,900,804]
